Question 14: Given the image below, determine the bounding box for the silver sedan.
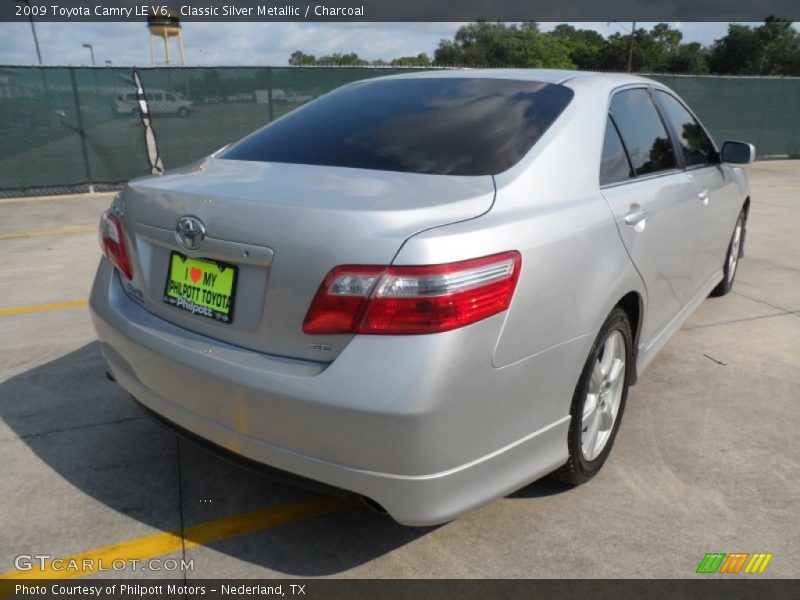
[90,70,754,525]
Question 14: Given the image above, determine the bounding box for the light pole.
[16,0,43,64]
[607,22,638,73]
[626,22,637,73]
[82,43,96,66]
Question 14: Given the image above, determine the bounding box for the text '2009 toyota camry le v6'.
[90,70,754,525]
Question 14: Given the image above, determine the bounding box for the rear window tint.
[221,78,574,176]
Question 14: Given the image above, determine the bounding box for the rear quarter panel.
[395,78,647,370]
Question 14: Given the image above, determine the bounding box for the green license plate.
[163,252,238,324]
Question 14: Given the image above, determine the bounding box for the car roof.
[369,68,655,87]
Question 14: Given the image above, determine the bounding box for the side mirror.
[720,141,756,164]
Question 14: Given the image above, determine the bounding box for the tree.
[651,23,682,54]
[288,51,316,66]
[754,17,800,75]
[287,19,799,75]
[316,52,369,66]
[550,24,606,70]
[709,24,763,74]
[433,21,574,68]
[596,23,710,73]
[391,53,431,67]
[709,18,800,75]
[662,42,709,74]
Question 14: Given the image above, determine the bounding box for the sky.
[0,21,781,67]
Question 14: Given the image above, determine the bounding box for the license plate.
[163,252,238,324]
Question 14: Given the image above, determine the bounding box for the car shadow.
[0,342,434,576]
[508,478,571,499]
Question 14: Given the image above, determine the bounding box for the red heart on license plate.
[189,267,202,283]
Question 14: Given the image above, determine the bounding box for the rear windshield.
[221,77,574,176]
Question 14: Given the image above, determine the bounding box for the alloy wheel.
[727,216,743,283]
[581,330,626,461]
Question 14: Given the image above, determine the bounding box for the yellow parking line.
[0,496,353,581]
[0,226,96,240]
[0,299,88,317]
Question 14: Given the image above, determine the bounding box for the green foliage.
[391,53,431,67]
[289,51,371,66]
[433,21,574,68]
[709,18,800,75]
[288,51,316,66]
[663,43,710,75]
[550,24,606,70]
[316,52,369,66]
[289,19,799,75]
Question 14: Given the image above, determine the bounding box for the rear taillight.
[302,251,521,335]
[99,210,132,280]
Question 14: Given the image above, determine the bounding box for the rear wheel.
[710,210,745,297]
[553,307,632,485]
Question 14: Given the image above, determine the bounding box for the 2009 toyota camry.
[90,70,754,525]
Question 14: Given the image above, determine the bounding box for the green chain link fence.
[1,66,798,195]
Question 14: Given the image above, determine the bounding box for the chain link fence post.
[68,66,94,192]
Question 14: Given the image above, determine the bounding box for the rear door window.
[654,90,716,168]
[600,115,633,186]
[609,89,677,176]
[222,77,574,176]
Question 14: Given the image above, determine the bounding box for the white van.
[116,90,194,116]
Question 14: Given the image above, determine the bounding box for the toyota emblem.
[175,216,206,250]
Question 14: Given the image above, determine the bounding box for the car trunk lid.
[117,157,495,362]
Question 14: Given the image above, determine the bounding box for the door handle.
[624,205,648,227]
[698,189,709,206]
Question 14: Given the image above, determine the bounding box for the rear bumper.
[135,397,356,501]
[90,260,586,525]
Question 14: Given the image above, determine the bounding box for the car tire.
[178,107,189,117]
[710,210,745,297]
[552,307,632,486]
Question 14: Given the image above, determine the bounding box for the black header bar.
[3,0,800,22]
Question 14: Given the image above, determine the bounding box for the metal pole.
[267,67,274,122]
[69,67,94,192]
[178,30,186,65]
[627,22,636,73]
[17,0,43,64]
[29,16,42,64]
[163,30,171,66]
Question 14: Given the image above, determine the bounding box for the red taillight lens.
[302,265,385,334]
[99,210,132,280]
[302,251,521,335]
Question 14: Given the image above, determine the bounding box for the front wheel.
[710,210,745,297]
[553,307,632,485]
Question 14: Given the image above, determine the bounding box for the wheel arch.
[615,291,643,386]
